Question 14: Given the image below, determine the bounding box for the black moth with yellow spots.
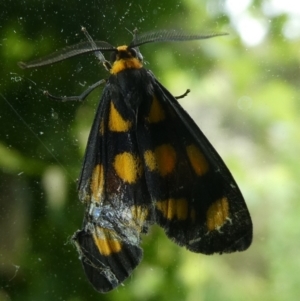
[19,28,252,293]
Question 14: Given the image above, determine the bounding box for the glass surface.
[1,1,300,300]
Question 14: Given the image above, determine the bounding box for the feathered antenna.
[130,29,228,48]
[18,28,227,69]
[18,28,115,70]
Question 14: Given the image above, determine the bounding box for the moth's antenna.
[130,29,228,48]
[18,28,116,69]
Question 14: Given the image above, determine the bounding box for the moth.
[19,28,252,293]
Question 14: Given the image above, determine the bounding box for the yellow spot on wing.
[156,198,188,220]
[114,152,142,183]
[130,206,149,230]
[144,150,157,171]
[144,144,176,176]
[92,228,122,256]
[90,164,104,202]
[206,197,229,231]
[147,96,165,123]
[131,205,149,222]
[155,144,176,176]
[109,102,132,132]
[186,144,209,175]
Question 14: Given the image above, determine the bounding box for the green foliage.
[1,0,300,300]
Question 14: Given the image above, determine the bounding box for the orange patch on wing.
[90,164,104,202]
[109,102,132,132]
[186,144,209,175]
[147,96,165,123]
[206,197,229,231]
[156,198,188,220]
[114,152,142,183]
[155,144,177,176]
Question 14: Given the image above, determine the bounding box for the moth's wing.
[74,84,154,292]
[136,73,252,254]
[73,226,141,293]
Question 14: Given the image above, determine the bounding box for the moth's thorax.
[110,45,143,75]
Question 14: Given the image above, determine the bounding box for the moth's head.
[110,45,143,63]
[109,45,144,75]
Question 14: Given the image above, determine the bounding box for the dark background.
[1,0,300,300]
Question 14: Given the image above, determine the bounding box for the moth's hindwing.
[72,225,142,293]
